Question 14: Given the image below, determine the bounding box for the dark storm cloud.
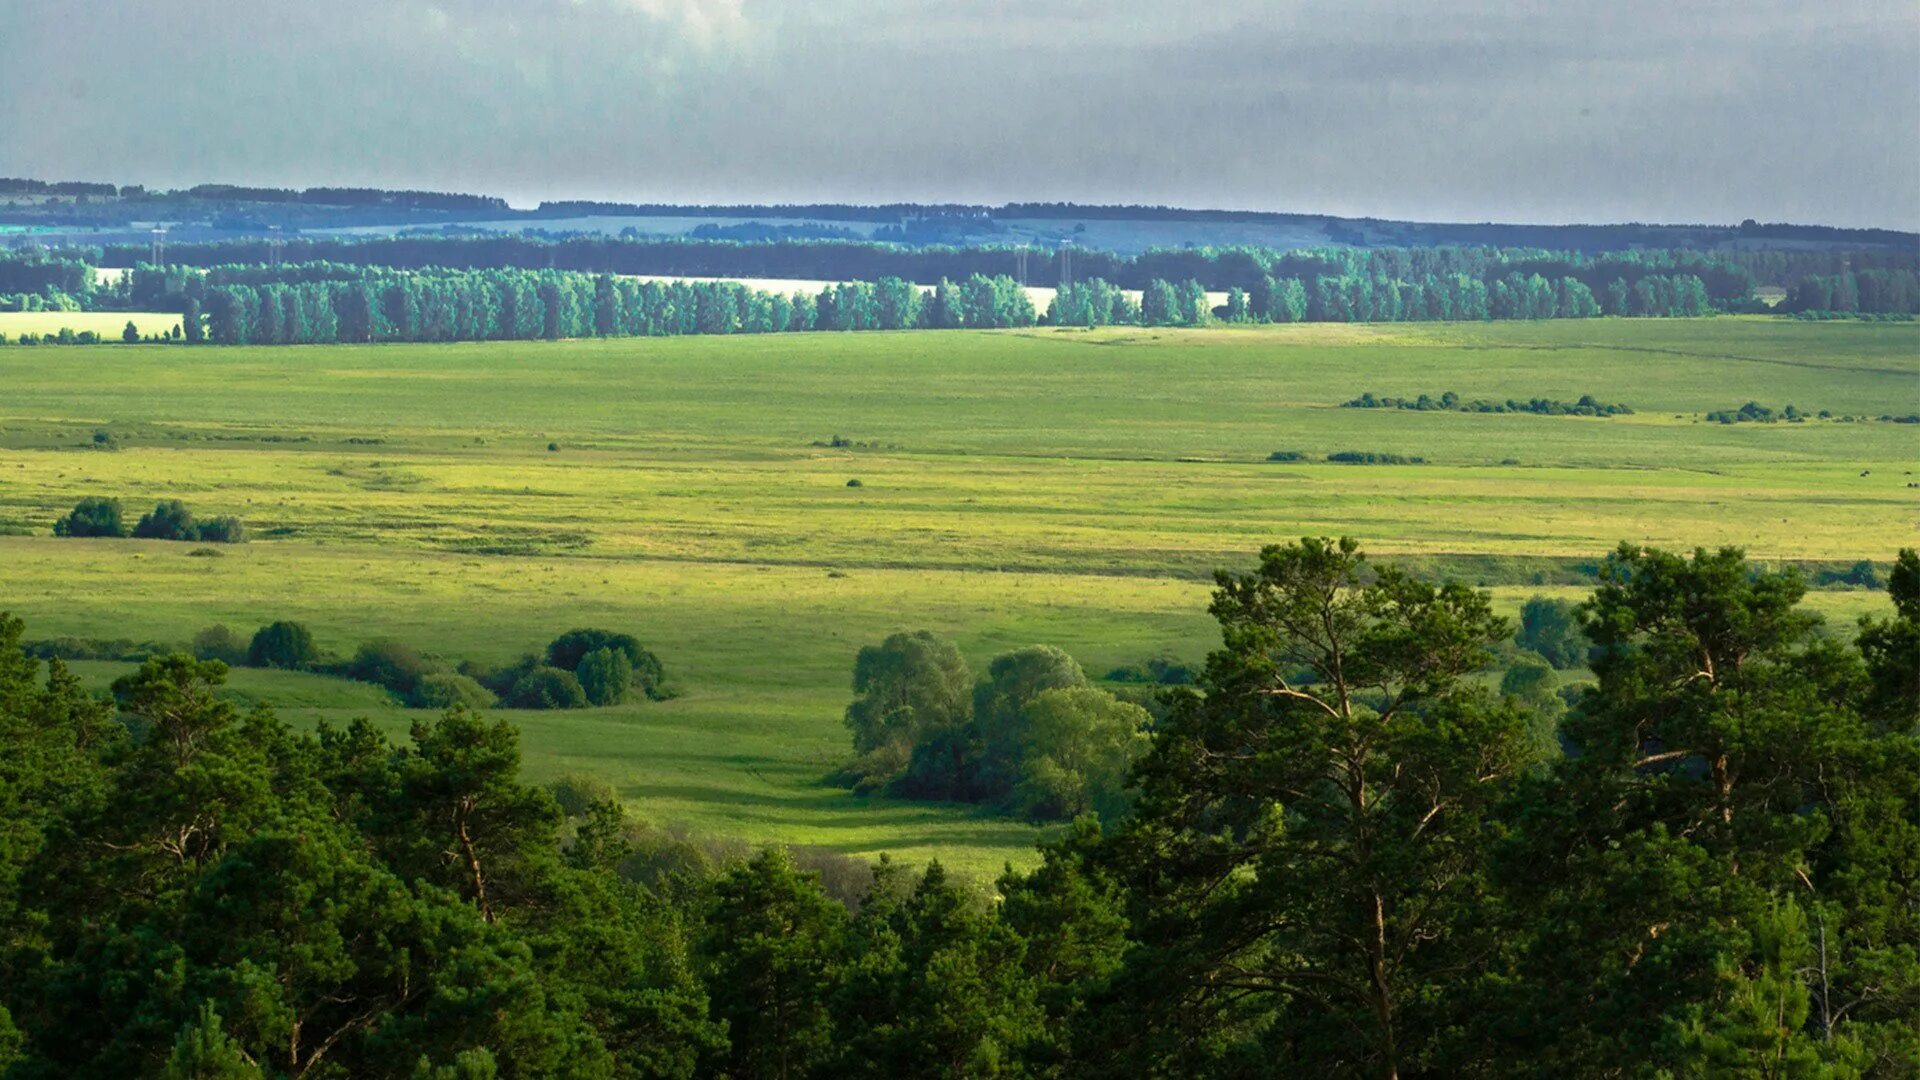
[1,0,1913,227]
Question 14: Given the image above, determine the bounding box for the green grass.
[0,311,182,339]
[1,318,1913,874]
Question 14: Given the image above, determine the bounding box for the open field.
[0,317,1914,873]
[0,309,182,338]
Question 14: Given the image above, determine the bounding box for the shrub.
[1500,654,1558,702]
[190,624,249,665]
[508,665,589,709]
[52,497,126,538]
[1342,390,1632,416]
[194,516,246,544]
[248,621,317,669]
[1516,597,1589,669]
[1104,655,1194,685]
[1327,451,1426,465]
[1266,450,1306,462]
[1813,560,1883,590]
[545,628,666,699]
[347,639,435,699]
[1007,686,1152,823]
[415,671,496,709]
[466,654,541,698]
[1706,401,1780,424]
[576,647,633,706]
[846,478,863,487]
[548,772,621,817]
[24,636,173,663]
[133,500,198,541]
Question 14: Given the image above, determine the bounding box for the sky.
[2,0,1916,229]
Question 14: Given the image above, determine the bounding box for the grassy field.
[0,318,1913,874]
[0,310,183,338]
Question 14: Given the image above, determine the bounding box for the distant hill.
[1,177,1912,257]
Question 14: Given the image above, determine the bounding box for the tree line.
[6,243,1919,343]
[0,539,1914,1076]
[87,237,1775,299]
[174,268,1039,344]
[1779,269,1920,315]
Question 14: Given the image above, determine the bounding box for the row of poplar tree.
[176,269,1038,345]
[1047,271,1716,326]
[163,265,1718,345]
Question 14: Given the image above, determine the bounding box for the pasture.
[0,317,1914,874]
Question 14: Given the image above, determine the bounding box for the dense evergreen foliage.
[1,541,1914,1076]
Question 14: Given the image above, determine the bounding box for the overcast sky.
[3,0,1915,228]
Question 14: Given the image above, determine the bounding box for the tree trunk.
[455,798,493,923]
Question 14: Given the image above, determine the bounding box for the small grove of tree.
[1781,268,1920,315]
[467,627,668,710]
[344,638,495,709]
[50,496,125,537]
[1043,278,1139,327]
[247,619,316,669]
[52,497,243,543]
[1515,595,1590,668]
[838,636,1152,821]
[188,623,249,665]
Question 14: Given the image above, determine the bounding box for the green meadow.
[0,317,1914,874]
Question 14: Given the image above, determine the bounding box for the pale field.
[0,310,181,338]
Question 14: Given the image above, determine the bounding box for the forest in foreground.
[0,539,1915,1077]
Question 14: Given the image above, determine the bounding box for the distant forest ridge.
[64,235,1920,294]
[3,176,1915,253]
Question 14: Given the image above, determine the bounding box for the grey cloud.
[0,0,1912,227]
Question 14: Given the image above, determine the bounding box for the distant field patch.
[0,310,181,338]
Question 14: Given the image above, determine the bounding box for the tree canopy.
[0,540,1914,1077]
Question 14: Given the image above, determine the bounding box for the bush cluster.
[189,622,664,711]
[1326,450,1426,464]
[1706,401,1801,423]
[52,497,244,543]
[1812,559,1884,590]
[467,628,667,710]
[1343,390,1633,416]
[1514,596,1591,669]
[1103,655,1195,685]
[344,638,494,709]
[839,635,1152,822]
